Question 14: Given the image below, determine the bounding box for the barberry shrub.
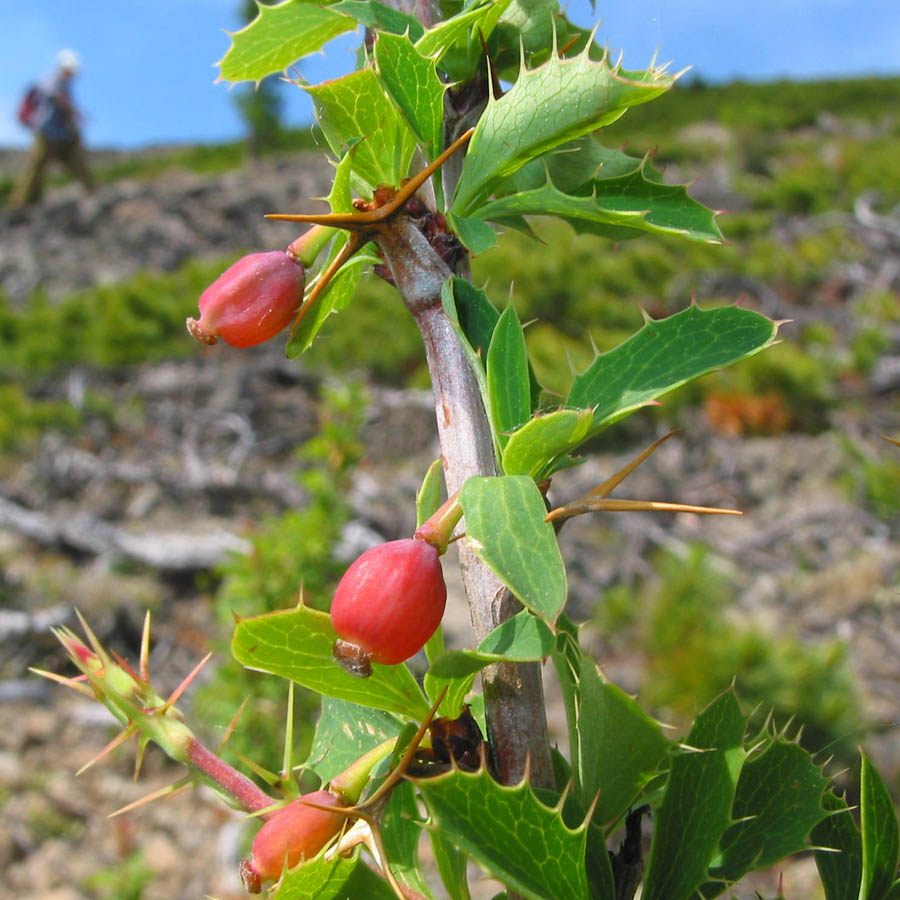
[42,1,899,899]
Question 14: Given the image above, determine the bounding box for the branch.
[375,218,553,789]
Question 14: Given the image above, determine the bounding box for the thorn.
[227,749,282,787]
[29,667,96,698]
[267,128,474,228]
[109,778,194,818]
[139,610,152,683]
[162,652,213,712]
[73,610,106,660]
[216,697,250,755]
[282,682,295,780]
[134,735,148,780]
[357,686,448,812]
[76,723,138,776]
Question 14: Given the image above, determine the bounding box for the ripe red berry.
[240,790,344,893]
[331,538,447,676]
[186,250,305,348]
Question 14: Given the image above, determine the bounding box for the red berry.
[240,790,344,892]
[330,538,447,675]
[186,250,305,348]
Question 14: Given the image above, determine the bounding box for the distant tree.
[233,0,284,156]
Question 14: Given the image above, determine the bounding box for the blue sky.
[1,0,898,149]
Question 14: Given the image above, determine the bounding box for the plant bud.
[187,250,305,348]
[331,538,447,676]
[240,790,344,892]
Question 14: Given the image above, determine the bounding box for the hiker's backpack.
[17,84,43,128]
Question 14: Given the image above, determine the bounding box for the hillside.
[1,76,899,900]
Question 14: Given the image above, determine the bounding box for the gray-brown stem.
[376,219,553,788]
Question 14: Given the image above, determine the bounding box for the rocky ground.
[0,148,899,899]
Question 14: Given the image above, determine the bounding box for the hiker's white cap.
[57,49,81,73]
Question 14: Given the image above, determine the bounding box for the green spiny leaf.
[428,611,554,678]
[271,848,398,899]
[707,737,830,885]
[471,162,723,244]
[232,606,430,719]
[487,304,532,450]
[552,616,670,825]
[374,32,445,164]
[642,689,748,900]
[813,791,863,900]
[218,0,357,84]
[460,475,567,625]
[860,751,900,900]
[306,66,418,189]
[416,0,513,63]
[567,305,779,437]
[413,764,593,900]
[451,42,674,216]
[305,696,404,782]
[501,407,593,479]
[331,0,423,40]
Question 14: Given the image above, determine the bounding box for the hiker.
[10,49,94,208]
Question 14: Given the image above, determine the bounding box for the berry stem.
[184,737,276,817]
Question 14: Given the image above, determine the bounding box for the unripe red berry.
[330,538,447,676]
[239,790,344,893]
[186,250,305,348]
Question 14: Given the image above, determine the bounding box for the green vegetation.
[81,852,155,900]
[597,546,864,765]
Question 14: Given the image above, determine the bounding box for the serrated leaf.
[428,611,554,678]
[860,751,900,900]
[413,764,592,900]
[642,690,748,900]
[232,606,430,719]
[383,781,435,899]
[272,848,398,899]
[451,45,674,216]
[460,476,567,625]
[306,66,417,189]
[331,0,423,39]
[491,0,595,80]
[416,0,513,63]
[487,305,532,449]
[708,738,830,884]
[305,696,404,782]
[552,617,669,825]
[416,458,445,528]
[567,305,779,437]
[813,791,863,900]
[218,0,357,84]
[374,32,445,163]
[501,408,593,480]
[471,163,723,244]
